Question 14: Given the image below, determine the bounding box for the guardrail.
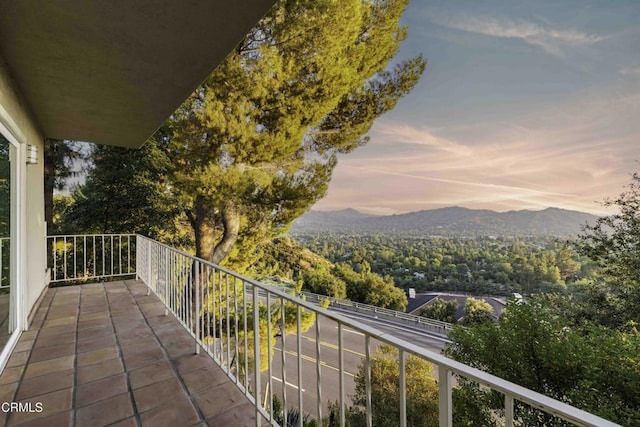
[47,234,136,283]
[299,290,454,337]
[135,235,618,427]
[0,237,8,289]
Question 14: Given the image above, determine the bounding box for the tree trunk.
[191,197,217,261]
[189,198,241,265]
[43,139,55,233]
[210,201,241,265]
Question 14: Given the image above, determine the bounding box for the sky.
[313,0,640,216]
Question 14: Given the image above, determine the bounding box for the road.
[260,311,449,421]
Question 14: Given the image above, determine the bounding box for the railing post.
[253,285,261,427]
[505,394,514,427]
[146,237,151,295]
[438,368,452,427]
[365,335,372,427]
[195,261,200,355]
[399,350,407,427]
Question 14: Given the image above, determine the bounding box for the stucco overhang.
[0,1,275,148]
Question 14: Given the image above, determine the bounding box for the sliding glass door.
[0,134,14,351]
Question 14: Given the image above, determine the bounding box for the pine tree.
[166,0,425,268]
[64,139,177,239]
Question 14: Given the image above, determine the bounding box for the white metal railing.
[0,237,9,289]
[47,234,136,283]
[135,235,619,427]
[298,290,454,337]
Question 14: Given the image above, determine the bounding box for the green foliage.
[333,263,407,311]
[573,172,640,327]
[43,139,86,232]
[60,139,179,240]
[249,237,333,281]
[165,0,425,268]
[0,136,9,237]
[460,297,494,326]
[272,393,318,427]
[299,233,586,296]
[445,298,640,425]
[326,345,438,427]
[302,268,347,299]
[419,297,457,323]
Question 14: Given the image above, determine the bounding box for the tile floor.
[0,280,264,427]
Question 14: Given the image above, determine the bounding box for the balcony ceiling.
[0,1,275,148]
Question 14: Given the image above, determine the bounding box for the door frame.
[0,117,26,372]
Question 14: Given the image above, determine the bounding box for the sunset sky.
[314,0,640,216]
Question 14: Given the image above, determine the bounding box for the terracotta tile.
[75,392,134,427]
[128,360,175,390]
[9,388,72,425]
[139,395,201,427]
[77,324,114,341]
[11,409,72,427]
[192,381,248,420]
[76,358,124,385]
[42,315,77,328]
[16,369,74,399]
[77,346,119,367]
[0,364,25,385]
[0,381,18,402]
[36,324,76,337]
[108,416,139,427]
[6,350,30,368]
[111,313,145,324]
[46,309,79,320]
[79,304,110,315]
[123,348,167,371]
[206,402,257,427]
[78,311,110,322]
[116,325,154,342]
[76,373,128,408]
[76,333,117,353]
[23,356,75,379]
[77,317,112,331]
[34,331,75,348]
[119,338,160,356]
[29,342,76,363]
[132,376,186,413]
[20,330,38,340]
[181,366,231,395]
[154,323,187,337]
[13,339,35,353]
[164,339,197,359]
[172,353,214,375]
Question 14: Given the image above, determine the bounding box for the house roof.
[0,1,275,148]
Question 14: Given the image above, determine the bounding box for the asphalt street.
[260,311,449,422]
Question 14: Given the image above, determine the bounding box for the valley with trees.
[43,0,640,425]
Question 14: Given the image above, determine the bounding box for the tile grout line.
[71,285,83,427]
[105,281,142,427]
[124,279,209,425]
[5,287,57,427]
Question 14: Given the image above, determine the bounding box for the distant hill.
[290,206,599,236]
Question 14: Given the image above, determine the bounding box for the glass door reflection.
[0,134,12,349]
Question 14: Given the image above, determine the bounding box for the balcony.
[0,235,620,426]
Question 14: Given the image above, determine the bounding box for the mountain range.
[289,206,600,236]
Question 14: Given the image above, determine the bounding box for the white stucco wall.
[0,56,48,325]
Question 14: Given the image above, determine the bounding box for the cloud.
[318,88,639,216]
[435,14,603,57]
[620,66,640,76]
[373,121,472,156]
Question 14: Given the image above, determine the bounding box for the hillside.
[290,206,599,236]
